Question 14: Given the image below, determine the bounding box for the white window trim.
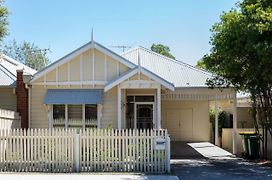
[50,104,101,129]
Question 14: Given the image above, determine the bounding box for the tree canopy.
[204,0,272,90]
[151,44,175,59]
[202,0,272,158]
[0,0,8,43]
[3,40,50,71]
[195,59,207,70]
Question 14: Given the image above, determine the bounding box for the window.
[85,104,97,127]
[127,96,155,103]
[135,96,154,102]
[53,105,65,119]
[53,105,65,127]
[68,105,82,127]
[52,104,98,128]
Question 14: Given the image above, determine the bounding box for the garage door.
[166,108,193,141]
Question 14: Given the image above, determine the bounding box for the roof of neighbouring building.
[121,46,214,88]
[0,54,37,87]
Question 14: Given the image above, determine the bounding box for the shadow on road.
[171,142,272,179]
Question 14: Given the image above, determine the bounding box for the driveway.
[171,142,272,180]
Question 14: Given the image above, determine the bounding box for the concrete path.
[171,142,272,180]
[187,142,237,160]
[0,174,179,180]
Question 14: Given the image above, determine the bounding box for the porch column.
[117,85,122,129]
[232,92,237,154]
[156,85,161,129]
[215,96,219,146]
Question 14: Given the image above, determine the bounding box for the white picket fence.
[0,128,170,173]
[0,108,21,129]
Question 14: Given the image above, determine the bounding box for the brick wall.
[16,70,28,128]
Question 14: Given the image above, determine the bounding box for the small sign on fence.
[154,137,166,150]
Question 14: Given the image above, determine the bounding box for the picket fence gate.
[0,128,170,173]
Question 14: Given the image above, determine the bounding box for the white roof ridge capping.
[30,40,136,83]
[104,66,175,92]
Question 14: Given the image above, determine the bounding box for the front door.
[135,103,154,129]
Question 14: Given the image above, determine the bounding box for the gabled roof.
[30,40,136,83]
[104,67,175,92]
[0,54,36,87]
[121,46,214,88]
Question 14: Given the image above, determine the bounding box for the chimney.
[16,69,28,129]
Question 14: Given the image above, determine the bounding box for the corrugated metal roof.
[0,54,36,87]
[121,46,214,88]
[44,89,103,104]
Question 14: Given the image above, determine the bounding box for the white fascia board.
[94,42,136,69]
[104,68,138,92]
[30,42,93,84]
[30,41,136,84]
[141,68,175,91]
[104,66,175,92]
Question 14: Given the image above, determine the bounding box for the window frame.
[51,104,101,129]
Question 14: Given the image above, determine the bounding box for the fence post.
[166,135,171,173]
[74,132,80,172]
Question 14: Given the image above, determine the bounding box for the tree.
[203,0,272,159]
[151,44,175,59]
[196,59,207,69]
[0,0,8,43]
[3,40,50,70]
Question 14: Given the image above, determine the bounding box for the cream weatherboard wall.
[30,48,130,128]
[30,85,48,128]
[30,85,118,128]
[33,49,129,84]
[161,100,210,141]
[0,88,16,111]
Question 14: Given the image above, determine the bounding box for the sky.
[4,0,238,65]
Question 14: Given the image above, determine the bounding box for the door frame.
[134,102,155,129]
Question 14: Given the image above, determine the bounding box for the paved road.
[172,159,272,180]
[171,142,272,180]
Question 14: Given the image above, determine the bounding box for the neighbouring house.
[0,54,36,111]
[0,54,36,129]
[25,40,239,152]
[211,95,254,129]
